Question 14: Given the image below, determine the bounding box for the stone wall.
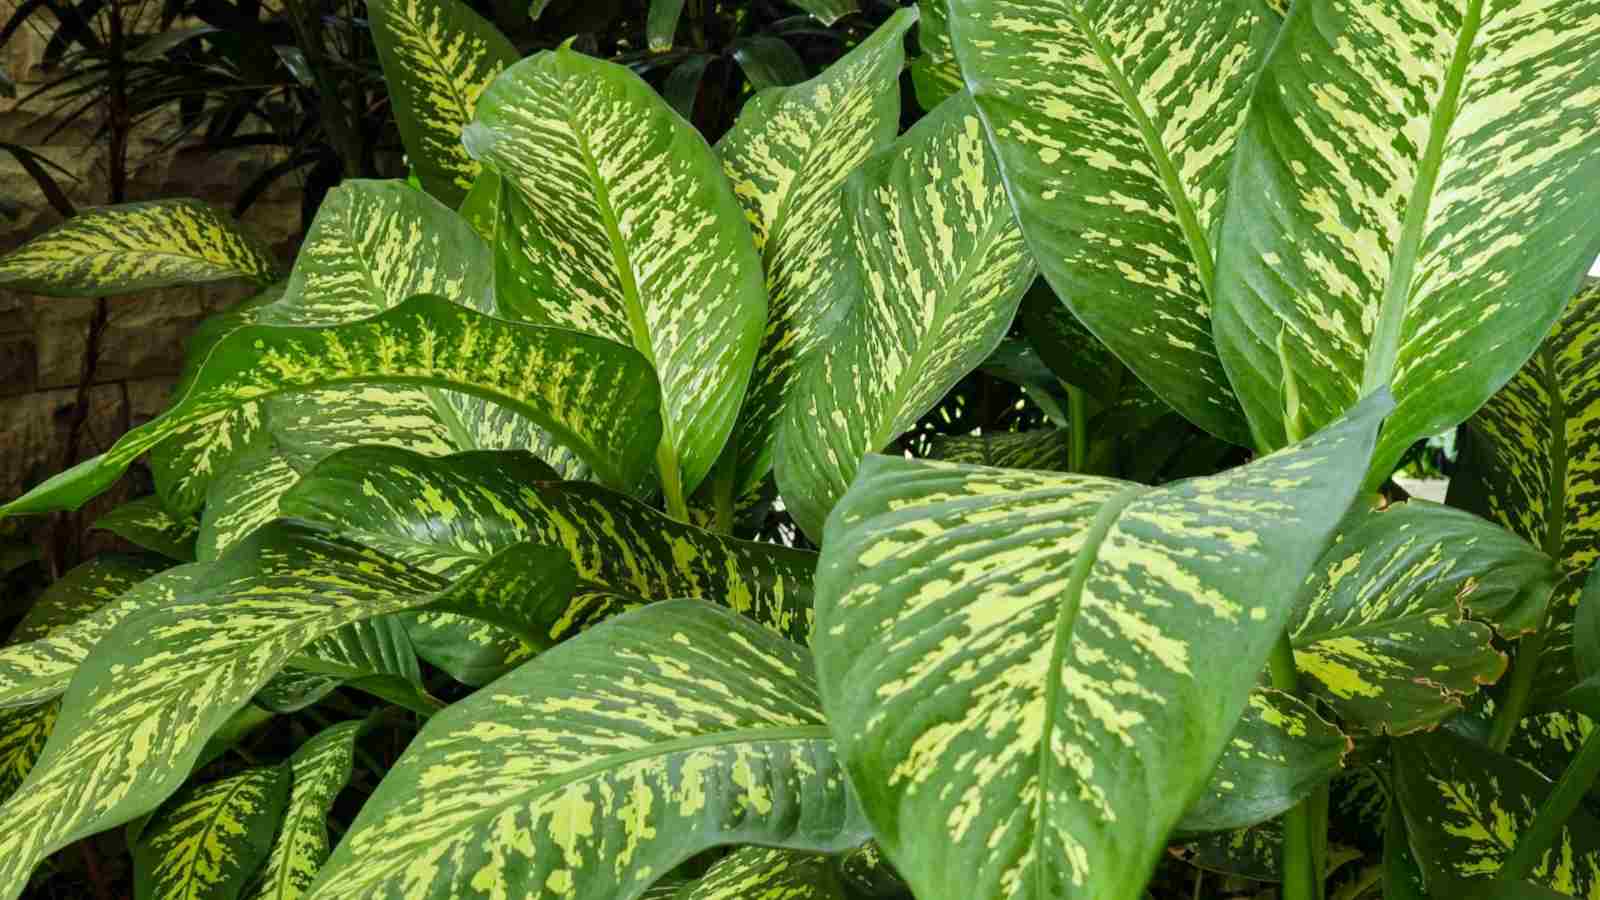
[1,5,304,527]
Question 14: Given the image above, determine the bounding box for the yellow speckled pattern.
[1213,0,1600,478]
[0,702,56,805]
[949,0,1275,445]
[132,765,291,900]
[774,92,1036,540]
[0,200,278,296]
[679,846,844,900]
[244,721,363,900]
[305,602,867,899]
[812,394,1387,900]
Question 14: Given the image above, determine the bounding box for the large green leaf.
[1452,286,1600,695]
[468,48,767,499]
[1395,730,1600,894]
[676,847,845,899]
[0,294,663,519]
[948,0,1276,445]
[812,393,1387,900]
[0,701,55,805]
[1289,499,1556,733]
[9,553,170,643]
[924,428,1073,471]
[368,0,517,205]
[243,721,364,900]
[282,445,818,645]
[0,564,203,709]
[1212,0,1600,476]
[714,9,914,493]
[1178,687,1348,834]
[131,765,292,900]
[0,200,279,295]
[0,523,574,900]
[262,614,426,714]
[197,440,304,561]
[93,497,200,561]
[774,92,1035,539]
[305,601,867,899]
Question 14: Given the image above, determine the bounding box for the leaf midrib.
[1070,8,1217,304]
[1359,0,1484,397]
[1032,484,1145,900]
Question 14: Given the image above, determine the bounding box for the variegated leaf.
[0,564,203,709]
[9,553,170,642]
[283,445,818,646]
[0,522,573,900]
[0,200,278,295]
[93,497,199,561]
[1179,819,1282,883]
[789,0,854,25]
[368,0,517,205]
[305,601,868,899]
[1452,286,1600,697]
[262,614,425,714]
[1178,688,1348,834]
[909,0,960,111]
[715,9,914,494]
[1019,279,1126,407]
[244,721,364,900]
[677,847,845,899]
[468,48,767,502]
[132,765,292,900]
[834,842,907,898]
[948,0,1276,445]
[775,91,1036,539]
[198,440,303,561]
[0,294,663,519]
[0,701,55,805]
[1290,499,1556,733]
[1396,730,1600,893]
[924,428,1073,471]
[812,393,1387,900]
[1212,0,1600,478]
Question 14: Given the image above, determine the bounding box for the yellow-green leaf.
[774,91,1036,539]
[813,393,1389,900]
[304,601,868,899]
[909,0,959,111]
[0,701,55,805]
[93,497,200,561]
[924,428,1073,471]
[244,721,364,900]
[1213,0,1600,479]
[468,48,767,498]
[677,847,845,900]
[948,0,1276,445]
[369,0,517,205]
[715,9,915,494]
[9,553,170,643]
[0,200,279,296]
[132,765,292,900]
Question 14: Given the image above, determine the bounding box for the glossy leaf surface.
[678,847,845,900]
[93,497,200,561]
[306,602,868,899]
[814,395,1387,900]
[244,721,364,900]
[132,765,292,900]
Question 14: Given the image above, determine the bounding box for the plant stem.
[657,442,690,521]
[1270,634,1322,900]
[1067,385,1088,472]
[710,453,737,534]
[1488,626,1548,752]
[1497,726,1600,883]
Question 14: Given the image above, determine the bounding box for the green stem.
[657,442,689,522]
[1067,385,1089,472]
[1270,635,1322,900]
[710,452,737,534]
[1488,626,1548,753]
[1497,726,1600,883]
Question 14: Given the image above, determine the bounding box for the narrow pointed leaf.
[469,48,767,496]
[0,200,278,295]
[368,0,517,205]
[1178,687,1348,834]
[949,0,1276,444]
[132,765,292,900]
[1452,286,1600,695]
[283,445,818,644]
[0,294,663,518]
[0,701,55,805]
[1213,0,1600,476]
[244,721,363,900]
[0,565,204,709]
[716,9,914,493]
[305,601,868,899]
[9,553,170,642]
[1396,730,1600,894]
[1290,499,1556,733]
[678,847,845,900]
[813,393,1387,900]
[93,497,199,561]
[0,522,574,900]
[775,92,1036,539]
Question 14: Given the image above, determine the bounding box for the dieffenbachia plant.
[0,1,1597,898]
